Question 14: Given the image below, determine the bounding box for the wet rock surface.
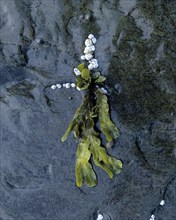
[0,0,176,220]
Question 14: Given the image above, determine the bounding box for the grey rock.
[0,0,176,220]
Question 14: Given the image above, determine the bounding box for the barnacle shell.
[51,85,56,89]
[88,64,94,70]
[76,86,81,91]
[85,54,93,60]
[89,59,98,64]
[71,83,76,88]
[88,34,94,39]
[81,55,86,60]
[93,63,98,68]
[85,39,93,47]
[56,83,62,88]
[84,47,93,54]
[92,37,97,44]
[89,59,98,68]
[100,87,108,94]
[90,45,95,51]
[65,83,71,88]
[74,68,81,76]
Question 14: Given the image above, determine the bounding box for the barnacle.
[61,36,122,187]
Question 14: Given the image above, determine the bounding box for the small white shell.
[150,214,155,220]
[90,45,95,51]
[63,83,66,87]
[160,200,165,206]
[84,47,93,54]
[56,83,62,89]
[93,63,99,68]
[76,86,81,91]
[100,87,108,94]
[71,83,76,88]
[88,34,94,39]
[74,68,81,76]
[89,59,98,64]
[92,37,97,44]
[85,39,93,47]
[97,214,103,220]
[80,55,86,60]
[89,59,98,68]
[51,85,56,90]
[65,83,71,88]
[88,64,94,70]
[85,54,93,60]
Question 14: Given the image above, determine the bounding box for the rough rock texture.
[0,0,176,220]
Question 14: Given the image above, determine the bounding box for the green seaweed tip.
[61,63,122,187]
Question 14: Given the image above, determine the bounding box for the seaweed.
[61,38,122,187]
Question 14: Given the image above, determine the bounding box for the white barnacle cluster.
[50,83,76,90]
[80,34,98,70]
[51,34,108,94]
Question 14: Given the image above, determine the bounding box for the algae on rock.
[61,63,122,187]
